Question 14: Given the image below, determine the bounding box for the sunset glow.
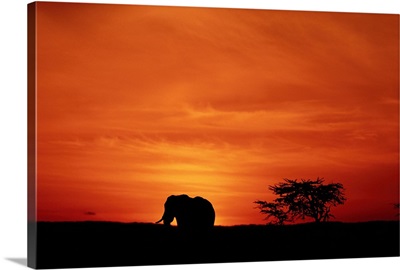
[34,2,399,225]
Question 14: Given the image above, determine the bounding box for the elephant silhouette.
[156,194,215,230]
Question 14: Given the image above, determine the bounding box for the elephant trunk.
[156,213,173,225]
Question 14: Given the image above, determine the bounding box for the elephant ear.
[170,195,191,214]
[180,195,192,206]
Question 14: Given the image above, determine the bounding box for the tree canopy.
[255,177,346,224]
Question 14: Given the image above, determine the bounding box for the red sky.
[34,2,399,225]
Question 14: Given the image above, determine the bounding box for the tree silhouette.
[255,177,346,224]
[253,201,290,225]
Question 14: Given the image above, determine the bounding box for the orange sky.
[34,2,399,225]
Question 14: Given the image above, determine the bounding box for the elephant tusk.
[155,218,163,224]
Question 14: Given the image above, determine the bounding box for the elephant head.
[156,194,215,230]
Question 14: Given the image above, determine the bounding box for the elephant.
[156,194,215,230]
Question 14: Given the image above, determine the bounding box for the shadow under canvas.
[6,258,27,267]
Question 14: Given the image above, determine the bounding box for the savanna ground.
[33,221,399,269]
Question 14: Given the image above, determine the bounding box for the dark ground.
[33,220,399,269]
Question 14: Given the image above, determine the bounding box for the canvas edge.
[23,2,400,269]
[27,2,37,269]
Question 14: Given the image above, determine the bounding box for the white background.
[0,0,398,270]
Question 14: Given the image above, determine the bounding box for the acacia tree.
[253,201,289,225]
[255,177,346,224]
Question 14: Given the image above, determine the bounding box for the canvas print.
[27,1,399,269]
